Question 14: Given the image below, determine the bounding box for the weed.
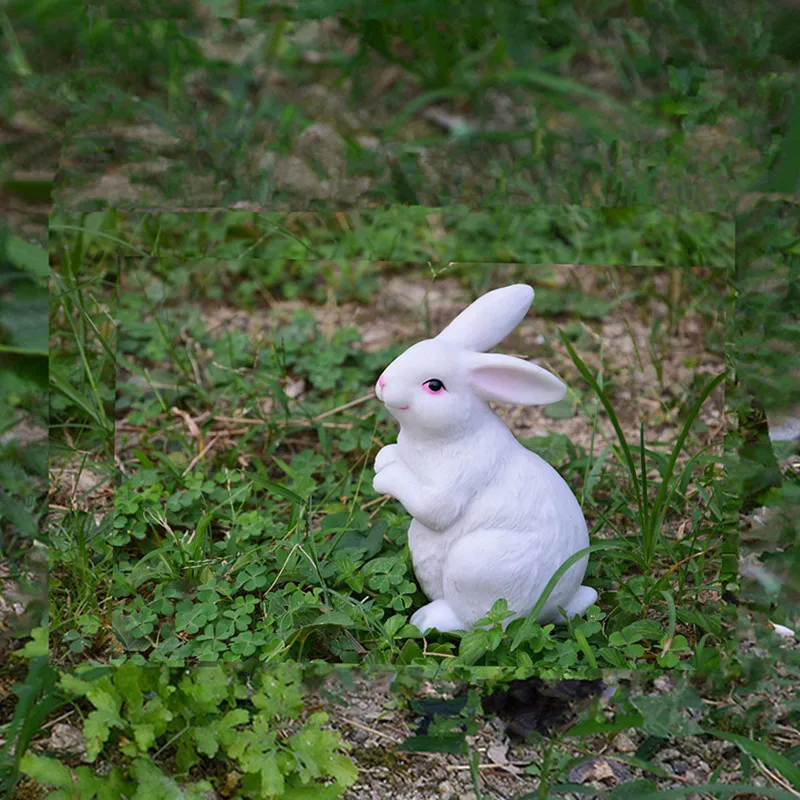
[5,3,799,797]
[20,661,358,799]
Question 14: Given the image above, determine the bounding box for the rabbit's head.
[375,284,567,438]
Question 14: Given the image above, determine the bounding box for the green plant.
[0,234,48,561]
[42,250,735,675]
[5,4,800,798]
[0,632,65,798]
[20,662,358,799]
[49,258,116,459]
[561,331,726,566]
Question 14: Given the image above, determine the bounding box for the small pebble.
[611,732,637,753]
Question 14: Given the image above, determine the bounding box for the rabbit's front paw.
[374,443,399,473]
[372,460,409,498]
[411,599,466,634]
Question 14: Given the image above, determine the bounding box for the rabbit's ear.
[435,284,535,352]
[468,352,567,405]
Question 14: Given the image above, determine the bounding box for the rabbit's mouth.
[386,404,409,411]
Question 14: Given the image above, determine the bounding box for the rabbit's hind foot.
[410,599,466,634]
[550,585,598,624]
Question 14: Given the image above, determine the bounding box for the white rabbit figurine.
[373,284,597,634]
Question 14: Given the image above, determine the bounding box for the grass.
[2,1,799,798]
[48,206,735,266]
[0,239,49,564]
[42,214,733,676]
[0,233,50,797]
[6,3,793,211]
[561,334,726,571]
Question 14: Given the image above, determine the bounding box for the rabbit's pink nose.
[378,374,386,389]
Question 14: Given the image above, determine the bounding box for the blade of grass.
[604,783,800,800]
[1,13,32,77]
[150,311,197,387]
[703,729,800,791]
[0,658,66,797]
[560,330,643,520]
[564,713,645,738]
[580,341,604,510]
[478,69,638,121]
[660,589,677,652]
[573,628,598,669]
[383,87,465,139]
[248,471,306,506]
[50,269,114,440]
[582,443,612,510]
[50,224,151,257]
[51,307,104,412]
[510,541,629,651]
[536,737,555,800]
[49,368,112,435]
[648,372,725,548]
[640,422,652,560]
[70,293,117,365]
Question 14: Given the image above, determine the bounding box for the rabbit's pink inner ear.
[469,355,567,406]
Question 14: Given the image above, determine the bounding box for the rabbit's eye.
[424,378,446,394]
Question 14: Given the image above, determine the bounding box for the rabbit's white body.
[373,285,597,633]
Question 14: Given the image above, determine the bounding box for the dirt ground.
[196,267,727,455]
[319,669,794,800]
